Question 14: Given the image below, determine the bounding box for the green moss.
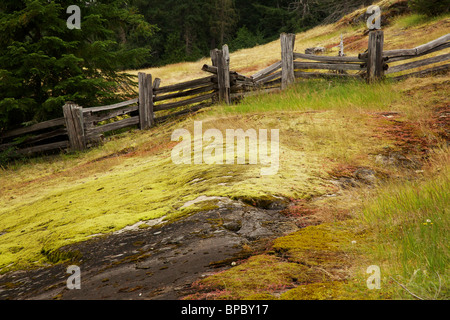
[244,293,277,300]
[280,282,347,300]
[0,112,342,272]
[195,255,310,300]
[272,223,352,254]
[40,248,82,264]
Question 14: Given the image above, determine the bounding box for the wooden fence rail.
[360,32,450,81]
[0,116,68,156]
[1,31,449,159]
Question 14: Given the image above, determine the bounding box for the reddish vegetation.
[429,105,450,141]
[237,59,280,75]
[384,119,431,156]
[327,164,360,179]
[325,35,366,53]
[344,36,368,52]
[281,199,319,219]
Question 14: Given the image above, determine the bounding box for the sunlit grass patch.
[216,79,400,114]
[393,13,450,29]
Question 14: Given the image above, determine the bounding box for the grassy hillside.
[0,0,448,300]
[128,1,449,85]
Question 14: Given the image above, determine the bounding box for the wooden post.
[211,48,231,104]
[281,33,296,90]
[339,34,344,57]
[367,30,384,83]
[210,49,219,67]
[63,103,86,151]
[222,44,231,105]
[138,72,154,130]
[153,78,161,90]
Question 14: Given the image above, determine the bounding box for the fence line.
[1,31,449,158]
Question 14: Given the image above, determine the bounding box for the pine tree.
[0,0,156,131]
[210,0,237,47]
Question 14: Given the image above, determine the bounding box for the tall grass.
[362,162,449,299]
[393,13,450,29]
[217,79,400,114]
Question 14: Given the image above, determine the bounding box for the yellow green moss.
[272,223,353,254]
[191,255,310,300]
[281,281,347,300]
[1,108,381,272]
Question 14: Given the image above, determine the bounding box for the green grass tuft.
[215,79,400,115]
[361,164,449,299]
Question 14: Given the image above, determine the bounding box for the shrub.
[408,0,450,17]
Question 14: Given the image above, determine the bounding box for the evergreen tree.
[210,0,237,47]
[0,0,156,131]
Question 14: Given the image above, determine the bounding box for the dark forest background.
[129,0,376,67]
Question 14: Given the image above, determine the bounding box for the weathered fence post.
[138,72,154,130]
[211,47,231,104]
[210,49,219,67]
[63,103,86,151]
[222,44,231,105]
[367,30,384,83]
[153,78,161,90]
[281,33,296,90]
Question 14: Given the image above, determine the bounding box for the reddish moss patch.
[429,105,450,141]
[385,120,431,155]
[280,199,319,219]
[236,59,280,75]
[327,164,360,179]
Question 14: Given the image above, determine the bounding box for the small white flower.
[426,219,432,223]
[351,240,357,245]
[231,261,236,266]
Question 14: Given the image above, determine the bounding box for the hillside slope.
[0,1,448,300]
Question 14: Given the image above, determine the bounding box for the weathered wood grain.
[281,33,296,90]
[390,63,450,81]
[293,52,365,63]
[255,70,282,84]
[154,92,216,111]
[84,105,139,124]
[154,76,215,94]
[86,116,140,137]
[386,52,450,74]
[202,64,218,74]
[82,98,139,114]
[0,118,65,140]
[16,141,69,156]
[359,33,450,60]
[154,84,216,102]
[294,61,363,71]
[251,61,282,81]
[0,128,67,151]
[155,102,212,123]
[138,72,154,130]
[367,30,384,82]
[63,103,86,151]
[386,42,450,62]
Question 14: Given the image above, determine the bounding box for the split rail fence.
[1,31,449,158]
